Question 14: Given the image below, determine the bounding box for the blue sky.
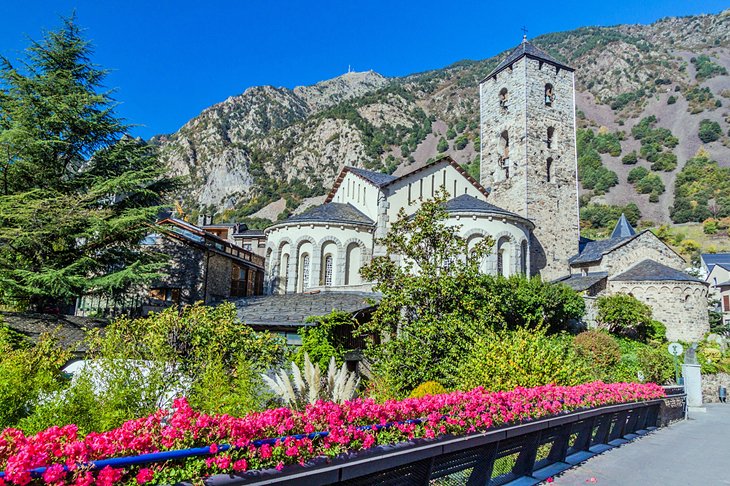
[1,1,726,139]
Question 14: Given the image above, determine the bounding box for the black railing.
[201,393,684,486]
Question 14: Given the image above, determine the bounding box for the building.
[252,37,709,342]
[557,215,709,342]
[75,218,266,316]
[201,223,268,259]
[701,253,730,327]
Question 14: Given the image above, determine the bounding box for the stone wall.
[600,231,685,275]
[701,373,730,403]
[206,253,233,302]
[150,237,207,303]
[480,55,579,280]
[607,280,710,342]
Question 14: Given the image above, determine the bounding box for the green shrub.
[651,152,677,172]
[692,55,728,81]
[628,166,649,183]
[437,137,449,152]
[698,119,722,143]
[635,173,665,195]
[409,381,447,398]
[574,330,621,373]
[457,326,594,392]
[446,128,456,140]
[597,294,653,341]
[667,95,677,105]
[454,135,469,150]
[298,310,355,370]
[704,219,719,234]
[622,151,638,165]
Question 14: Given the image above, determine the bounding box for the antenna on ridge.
[348,64,352,74]
[521,26,528,42]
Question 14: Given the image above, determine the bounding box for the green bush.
[692,55,728,81]
[297,310,355,370]
[698,119,722,143]
[635,173,665,195]
[457,326,594,392]
[622,151,638,165]
[667,95,677,105]
[628,166,649,183]
[596,294,654,341]
[437,137,449,153]
[670,155,730,223]
[704,219,719,234]
[19,303,287,434]
[574,330,621,377]
[651,152,677,172]
[454,135,469,150]
[409,381,447,398]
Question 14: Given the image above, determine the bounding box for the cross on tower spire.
[521,26,528,42]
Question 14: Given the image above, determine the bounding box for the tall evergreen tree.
[0,17,179,310]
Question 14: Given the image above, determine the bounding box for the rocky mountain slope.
[154,10,730,229]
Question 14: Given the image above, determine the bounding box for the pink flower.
[42,464,66,483]
[209,443,218,454]
[135,468,154,484]
[233,459,248,472]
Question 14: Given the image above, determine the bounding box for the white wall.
[331,172,380,221]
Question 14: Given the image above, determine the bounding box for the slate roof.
[284,203,375,226]
[702,253,730,273]
[235,229,266,237]
[554,272,608,291]
[486,39,574,80]
[717,280,730,287]
[346,167,397,188]
[234,292,381,327]
[1,312,106,355]
[443,194,534,227]
[611,259,705,284]
[570,235,637,265]
[610,214,637,238]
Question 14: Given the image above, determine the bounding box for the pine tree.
[0,17,179,311]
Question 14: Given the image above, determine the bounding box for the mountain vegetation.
[155,10,730,239]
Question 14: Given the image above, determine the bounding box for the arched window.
[345,243,362,285]
[324,255,333,286]
[546,157,553,182]
[279,251,290,294]
[497,236,512,277]
[520,240,528,275]
[545,83,555,106]
[499,87,508,109]
[499,131,510,179]
[546,126,555,148]
[300,253,310,291]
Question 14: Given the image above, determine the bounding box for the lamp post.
[667,342,683,385]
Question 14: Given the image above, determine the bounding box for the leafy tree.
[628,166,649,183]
[596,293,654,341]
[671,154,730,223]
[667,95,677,105]
[358,190,498,395]
[622,151,638,165]
[437,137,449,153]
[691,55,728,81]
[0,17,179,310]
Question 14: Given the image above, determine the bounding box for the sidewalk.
[553,404,730,485]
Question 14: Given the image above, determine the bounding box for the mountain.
[155,10,730,230]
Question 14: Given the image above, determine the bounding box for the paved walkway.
[553,405,730,485]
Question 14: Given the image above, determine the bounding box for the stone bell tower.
[479,36,579,280]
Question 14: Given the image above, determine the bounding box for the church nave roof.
[611,259,705,284]
[283,202,375,227]
[443,194,534,227]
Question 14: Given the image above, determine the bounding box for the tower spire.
[521,26,528,42]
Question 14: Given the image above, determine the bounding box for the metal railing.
[204,395,683,486]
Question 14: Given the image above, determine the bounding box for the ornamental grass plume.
[0,381,664,485]
[261,353,359,409]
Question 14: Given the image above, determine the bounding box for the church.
[256,37,709,342]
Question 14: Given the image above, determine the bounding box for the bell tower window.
[546,126,555,148]
[545,83,555,106]
[499,130,510,179]
[546,157,553,182]
[499,88,508,110]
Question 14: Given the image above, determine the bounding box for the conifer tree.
[0,17,178,311]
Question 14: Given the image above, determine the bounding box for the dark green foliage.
[635,173,665,196]
[445,127,456,140]
[698,119,722,143]
[593,131,622,157]
[627,167,649,183]
[610,88,646,111]
[691,55,728,81]
[580,203,641,230]
[671,154,730,223]
[630,116,678,170]
[358,192,585,396]
[576,129,619,194]
[667,95,677,105]
[0,17,179,309]
[597,294,655,342]
[684,85,715,112]
[454,135,469,150]
[437,137,449,153]
[297,310,355,370]
[574,330,621,380]
[622,151,638,164]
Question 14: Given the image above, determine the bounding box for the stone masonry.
[480,46,579,281]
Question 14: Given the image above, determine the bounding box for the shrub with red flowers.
[0,381,664,485]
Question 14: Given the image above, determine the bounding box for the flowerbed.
[0,382,664,485]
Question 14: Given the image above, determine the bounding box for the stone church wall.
[607,280,709,342]
[599,231,685,275]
